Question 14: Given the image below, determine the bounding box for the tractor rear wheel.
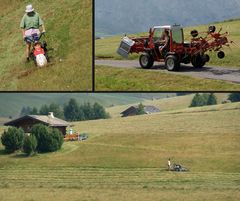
[165,55,180,71]
[191,54,206,68]
[139,53,154,69]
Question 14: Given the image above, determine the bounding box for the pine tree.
[30,107,38,115]
[49,103,64,119]
[207,93,217,105]
[228,93,240,102]
[39,104,49,115]
[64,98,79,121]
[190,93,205,107]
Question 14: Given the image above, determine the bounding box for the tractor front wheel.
[139,53,154,69]
[191,54,206,68]
[165,55,180,71]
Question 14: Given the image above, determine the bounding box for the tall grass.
[0,0,92,90]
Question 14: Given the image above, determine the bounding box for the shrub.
[228,93,240,102]
[1,127,24,153]
[31,124,49,152]
[136,103,145,115]
[23,135,37,156]
[31,124,63,153]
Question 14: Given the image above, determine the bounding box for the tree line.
[190,93,240,107]
[19,98,110,121]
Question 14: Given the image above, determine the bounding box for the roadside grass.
[95,19,240,68]
[0,0,92,90]
[95,65,240,91]
[0,104,240,200]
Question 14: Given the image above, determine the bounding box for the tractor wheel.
[165,55,180,71]
[139,53,154,69]
[191,54,206,68]
[217,51,225,59]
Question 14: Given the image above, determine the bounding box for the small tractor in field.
[117,25,231,71]
[170,163,189,172]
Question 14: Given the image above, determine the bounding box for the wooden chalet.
[4,112,69,135]
[120,105,160,117]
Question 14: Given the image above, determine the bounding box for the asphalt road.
[95,60,240,83]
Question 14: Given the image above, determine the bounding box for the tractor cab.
[151,25,184,53]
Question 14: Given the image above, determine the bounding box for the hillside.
[0,0,92,90]
[0,93,176,117]
[96,0,240,36]
[106,93,230,118]
[0,102,239,201]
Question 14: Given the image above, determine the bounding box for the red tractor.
[117,25,230,71]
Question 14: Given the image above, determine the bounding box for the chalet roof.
[121,105,160,115]
[144,105,161,114]
[4,115,69,127]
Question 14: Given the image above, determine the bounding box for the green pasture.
[0,0,92,91]
[1,103,239,200]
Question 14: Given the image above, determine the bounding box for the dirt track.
[95,60,240,83]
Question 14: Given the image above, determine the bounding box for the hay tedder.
[117,25,233,71]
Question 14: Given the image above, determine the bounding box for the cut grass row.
[1,166,239,189]
[95,65,240,91]
[0,103,239,201]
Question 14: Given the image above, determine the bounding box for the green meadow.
[0,100,240,201]
[0,0,92,91]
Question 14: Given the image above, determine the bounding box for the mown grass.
[95,19,240,68]
[0,103,240,200]
[0,0,92,91]
[95,65,240,91]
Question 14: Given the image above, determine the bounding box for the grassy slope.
[0,102,240,201]
[96,65,240,91]
[106,93,229,118]
[95,19,240,67]
[0,0,92,91]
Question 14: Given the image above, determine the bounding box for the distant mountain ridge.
[0,93,176,117]
[95,0,240,36]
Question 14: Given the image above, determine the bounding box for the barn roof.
[121,105,160,115]
[4,115,69,127]
[144,105,160,113]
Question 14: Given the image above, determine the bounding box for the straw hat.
[25,4,34,13]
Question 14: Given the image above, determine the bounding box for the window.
[153,28,164,43]
[172,28,183,44]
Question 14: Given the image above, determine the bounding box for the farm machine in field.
[117,25,232,71]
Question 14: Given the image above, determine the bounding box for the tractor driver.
[158,29,170,56]
[20,4,46,61]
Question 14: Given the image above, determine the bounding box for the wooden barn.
[121,105,160,117]
[4,112,69,135]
